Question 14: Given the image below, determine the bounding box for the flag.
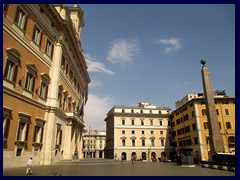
[75,97,82,112]
[78,103,84,117]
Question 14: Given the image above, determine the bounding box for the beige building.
[170,91,235,161]
[82,130,106,158]
[104,102,174,161]
[3,4,90,168]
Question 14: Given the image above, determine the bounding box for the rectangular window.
[142,139,145,146]
[25,72,35,92]
[122,130,125,134]
[204,122,208,129]
[14,7,27,30]
[226,122,231,129]
[225,109,230,115]
[4,60,18,82]
[141,119,144,126]
[160,130,163,135]
[122,119,125,125]
[33,26,42,46]
[151,131,154,135]
[194,137,198,145]
[40,81,48,99]
[160,139,164,146]
[17,115,30,142]
[45,39,54,57]
[159,120,162,126]
[216,109,219,115]
[192,123,196,131]
[202,109,207,116]
[141,131,144,135]
[131,130,135,134]
[61,56,65,69]
[131,119,134,125]
[150,120,153,126]
[70,70,73,82]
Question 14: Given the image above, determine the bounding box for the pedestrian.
[114,153,118,160]
[26,157,33,175]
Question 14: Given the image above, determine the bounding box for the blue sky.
[76,4,235,130]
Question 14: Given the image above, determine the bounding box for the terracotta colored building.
[3,4,90,168]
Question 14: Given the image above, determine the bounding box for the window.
[25,73,35,92]
[186,138,192,145]
[58,85,63,107]
[69,69,73,82]
[25,64,38,92]
[122,109,125,113]
[151,131,154,135]
[204,122,208,129]
[150,119,153,126]
[122,139,126,146]
[202,109,207,116]
[168,120,170,126]
[33,119,45,143]
[132,139,135,147]
[66,64,69,76]
[216,109,219,115]
[131,130,135,134]
[131,119,134,125]
[45,39,54,57]
[160,139,164,146]
[122,130,125,134]
[61,55,65,69]
[40,73,50,99]
[142,139,145,146]
[122,119,125,125]
[67,96,72,111]
[192,123,196,131]
[4,48,20,82]
[141,131,144,135]
[151,139,155,146]
[159,120,162,126]
[141,119,144,126]
[192,111,195,117]
[226,122,232,129]
[4,60,18,82]
[185,126,190,133]
[160,130,163,135]
[194,137,198,145]
[131,109,134,113]
[219,122,221,129]
[14,6,28,30]
[17,113,30,142]
[225,109,230,115]
[55,124,62,149]
[3,108,11,148]
[32,25,42,46]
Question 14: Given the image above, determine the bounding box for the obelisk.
[201,56,224,156]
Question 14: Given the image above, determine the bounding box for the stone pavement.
[3,158,235,176]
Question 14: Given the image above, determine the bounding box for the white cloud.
[84,94,114,130]
[89,80,103,87]
[107,38,140,64]
[156,38,182,53]
[85,54,114,75]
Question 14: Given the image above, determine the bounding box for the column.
[201,57,224,154]
[41,35,64,165]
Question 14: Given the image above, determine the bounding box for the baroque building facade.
[170,91,235,162]
[3,4,90,168]
[82,129,106,158]
[104,102,174,161]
